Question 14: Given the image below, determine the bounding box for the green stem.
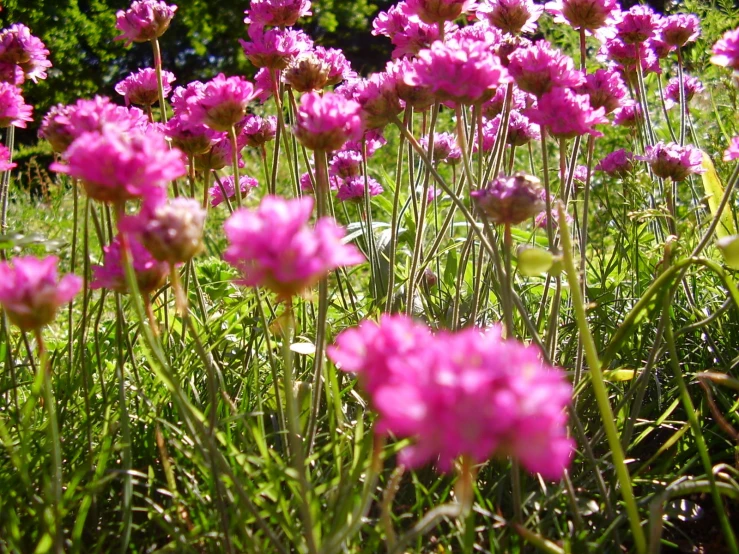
[229,125,242,208]
[150,38,168,124]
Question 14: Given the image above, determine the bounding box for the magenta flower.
[0,144,15,172]
[482,85,530,118]
[663,75,704,111]
[51,128,187,205]
[373,4,452,59]
[300,170,342,193]
[92,235,169,294]
[0,82,32,128]
[406,0,478,24]
[480,110,540,148]
[471,172,544,225]
[115,0,177,45]
[336,176,384,202]
[405,37,510,105]
[293,91,362,152]
[576,68,628,114]
[0,62,24,86]
[420,132,462,165]
[545,0,618,34]
[659,13,700,48]
[244,0,312,27]
[115,67,175,107]
[386,58,435,112]
[373,2,415,38]
[171,80,205,116]
[476,0,543,35]
[613,5,661,44]
[239,25,313,70]
[223,195,364,299]
[283,52,330,92]
[164,115,218,157]
[254,68,275,103]
[327,315,574,477]
[315,46,356,87]
[195,133,241,171]
[119,198,206,264]
[241,114,277,148]
[612,100,641,127]
[0,256,82,332]
[0,23,52,83]
[535,208,573,230]
[525,87,607,139]
[638,141,705,181]
[595,149,634,176]
[210,175,259,207]
[507,41,584,97]
[711,28,739,71]
[723,137,739,162]
[342,129,388,158]
[51,96,149,144]
[329,150,363,179]
[189,74,255,132]
[353,73,403,130]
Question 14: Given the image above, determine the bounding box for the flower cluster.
[471,172,545,225]
[328,314,574,477]
[293,92,362,152]
[210,175,259,207]
[638,142,705,182]
[115,0,177,45]
[0,23,52,84]
[92,235,170,294]
[116,67,175,107]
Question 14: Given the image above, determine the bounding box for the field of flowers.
[2,0,739,552]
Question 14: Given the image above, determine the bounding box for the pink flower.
[535,208,573,230]
[0,144,15,172]
[329,150,363,178]
[613,5,661,45]
[0,23,52,83]
[115,0,177,45]
[612,100,641,127]
[300,170,342,192]
[241,114,277,148]
[244,0,312,27]
[254,68,274,103]
[283,52,330,92]
[638,141,705,181]
[373,2,415,38]
[194,133,240,171]
[223,195,364,299]
[471,172,544,225]
[405,37,510,105]
[488,110,541,146]
[171,80,205,116]
[659,13,700,48]
[336,175,384,202]
[595,148,634,176]
[724,137,739,162]
[0,62,24,86]
[342,129,388,158]
[293,91,362,152]
[525,87,607,139]
[314,46,356,87]
[164,114,219,156]
[663,75,704,111]
[353,73,403,130]
[476,0,543,35]
[482,85,530,118]
[544,0,618,34]
[115,67,175,106]
[210,175,259,207]
[327,315,574,478]
[711,28,739,71]
[386,58,435,112]
[576,68,628,114]
[189,74,255,132]
[239,25,313,70]
[373,5,454,59]
[119,198,205,263]
[0,82,32,128]
[51,128,186,205]
[420,132,462,165]
[91,235,169,294]
[507,41,584,97]
[406,0,478,24]
[0,256,81,332]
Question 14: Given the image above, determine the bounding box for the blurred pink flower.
[482,85,530,118]
[723,137,739,162]
[223,195,364,299]
[92,235,169,294]
[328,314,574,478]
[659,13,700,48]
[386,58,435,112]
[241,114,277,148]
[0,144,15,172]
[353,73,403,130]
[711,28,739,71]
[507,41,584,97]
[342,129,388,158]
[420,132,462,165]
[535,207,573,230]
[189,73,255,132]
[336,175,384,202]
[471,172,544,225]
[115,0,177,45]
[576,68,628,114]
[0,23,52,83]
[612,100,641,127]
[116,67,175,107]
[596,148,634,176]
[164,114,219,157]
[253,68,274,103]
[406,0,477,24]
[239,25,313,70]
[194,133,242,171]
[476,0,543,35]
[244,0,312,27]
[638,141,705,181]
[479,110,540,150]
[283,52,330,92]
[51,128,186,205]
[210,175,259,207]
[329,150,363,179]
[171,80,205,116]
[613,5,661,45]
[545,0,618,34]
[525,87,607,139]
[0,82,32,128]
[315,46,356,86]
[293,91,362,152]
[663,75,704,111]
[0,256,81,332]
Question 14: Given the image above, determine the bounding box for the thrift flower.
[659,13,700,48]
[293,91,362,152]
[190,74,255,132]
[406,0,478,24]
[239,25,313,70]
[314,46,356,86]
[545,0,618,34]
[638,142,705,181]
[336,176,384,202]
[223,195,364,299]
[507,41,584,97]
[596,149,634,176]
[0,256,81,332]
[525,87,607,139]
[576,68,628,114]
[0,144,15,171]
[329,150,363,179]
[354,73,403,130]
[164,115,218,157]
[663,75,704,111]
[195,134,241,171]
[91,235,169,294]
[612,100,641,127]
[613,5,661,45]
[283,52,330,92]
[476,0,543,35]
[0,23,52,83]
[210,175,259,207]
[387,58,435,112]
[115,67,175,107]
[712,28,739,71]
[420,132,462,165]
[241,114,277,147]
[471,172,545,225]
[724,137,739,162]
[0,82,32,128]
[244,0,312,27]
[115,0,177,44]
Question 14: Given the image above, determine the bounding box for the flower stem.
[229,125,242,208]
[150,38,168,124]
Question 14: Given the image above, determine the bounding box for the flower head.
[336,175,384,202]
[352,73,403,130]
[0,144,16,172]
[406,0,478,24]
[164,115,219,156]
[210,175,259,207]
[293,91,362,152]
[598,38,660,76]
[115,0,177,44]
[525,87,607,139]
[712,28,739,71]
[476,0,543,35]
[314,46,356,87]
[329,150,363,179]
[240,114,277,148]
[116,67,175,106]
[576,68,628,114]
[482,110,540,147]
[223,195,364,299]
[0,256,81,332]
[244,0,312,27]
[328,315,574,477]
[240,25,313,70]
[724,137,739,162]
[545,0,618,34]
[0,23,52,83]
[387,58,435,112]
[507,41,584,97]
[614,5,661,44]
[189,74,255,132]
[596,148,634,176]
[472,172,545,225]
[92,235,169,294]
[0,82,32,128]
[659,13,700,48]
[420,132,462,165]
[51,128,186,205]
[612,100,641,127]
[194,133,240,171]
[283,52,330,92]
[638,141,705,181]
[663,75,704,111]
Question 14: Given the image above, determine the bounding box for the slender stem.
[557,203,647,554]
[150,38,168,124]
[0,126,15,236]
[677,49,687,146]
[229,125,242,208]
[386,110,410,311]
